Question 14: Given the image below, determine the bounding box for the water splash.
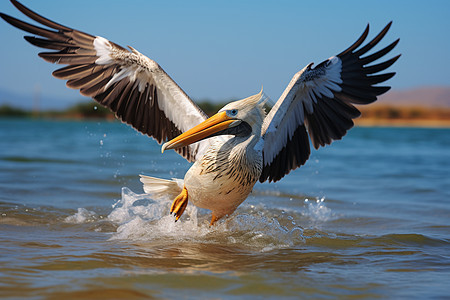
[64,208,98,224]
[302,198,334,222]
[106,188,305,251]
[108,187,204,241]
[61,188,337,250]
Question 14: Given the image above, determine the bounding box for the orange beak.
[161,111,239,153]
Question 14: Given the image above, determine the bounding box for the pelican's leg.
[210,213,221,226]
[170,186,188,222]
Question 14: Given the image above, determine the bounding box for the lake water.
[0,118,449,299]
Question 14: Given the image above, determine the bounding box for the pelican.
[1,1,400,225]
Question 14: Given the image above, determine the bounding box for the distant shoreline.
[2,115,449,129]
[1,101,449,128]
[355,118,450,128]
[357,105,450,128]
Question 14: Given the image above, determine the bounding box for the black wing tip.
[375,21,393,37]
[377,85,391,94]
[360,38,400,66]
[10,0,24,10]
[393,53,402,64]
[23,35,35,43]
[384,21,393,30]
[338,23,371,56]
[0,12,15,24]
[338,21,397,57]
[391,38,401,47]
[393,53,402,61]
[23,35,38,48]
[4,0,72,33]
[385,72,396,81]
[363,52,401,75]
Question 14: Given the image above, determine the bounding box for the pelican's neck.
[227,133,262,167]
[197,133,263,186]
[229,127,259,147]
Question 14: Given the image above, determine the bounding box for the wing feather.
[260,22,400,182]
[1,0,209,162]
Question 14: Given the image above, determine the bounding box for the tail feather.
[139,175,183,200]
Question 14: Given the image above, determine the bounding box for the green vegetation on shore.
[0,105,31,117]
[0,100,228,120]
[0,102,111,119]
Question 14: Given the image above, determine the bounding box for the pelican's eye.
[228,109,238,117]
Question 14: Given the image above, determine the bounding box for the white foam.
[302,197,335,223]
[65,208,98,224]
[108,187,206,241]
[106,187,306,251]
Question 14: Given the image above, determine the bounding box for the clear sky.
[0,0,449,109]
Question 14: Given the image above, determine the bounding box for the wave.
[3,186,448,254]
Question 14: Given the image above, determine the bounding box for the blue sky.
[0,0,449,109]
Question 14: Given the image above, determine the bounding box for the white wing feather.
[262,57,342,166]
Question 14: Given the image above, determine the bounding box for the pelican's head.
[162,89,268,152]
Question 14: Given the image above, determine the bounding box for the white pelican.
[1,1,400,224]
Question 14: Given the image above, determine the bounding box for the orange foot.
[210,213,221,226]
[170,186,188,222]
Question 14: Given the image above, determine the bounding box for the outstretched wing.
[0,0,210,162]
[260,22,400,182]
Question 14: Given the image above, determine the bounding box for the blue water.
[0,118,449,299]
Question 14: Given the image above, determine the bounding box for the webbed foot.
[210,213,221,226]
[170,186,188,222]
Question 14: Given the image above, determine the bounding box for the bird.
[1,0,400,225]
